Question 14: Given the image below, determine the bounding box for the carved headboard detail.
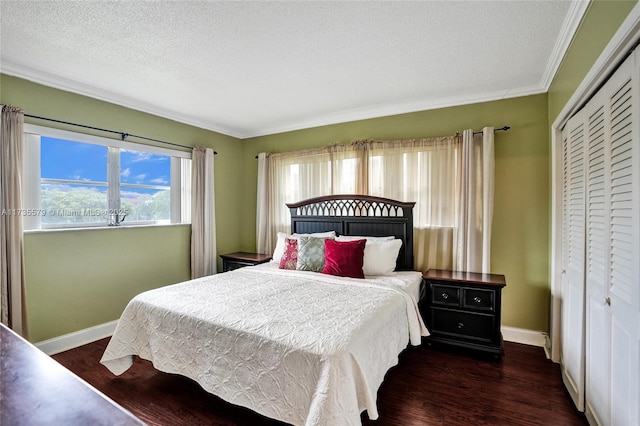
[287,194,415,271]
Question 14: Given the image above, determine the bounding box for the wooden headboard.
[287,195,415,271]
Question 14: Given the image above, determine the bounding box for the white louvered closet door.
[561,48,640,426]
[606,48,640,426]
[560,107,587,412]
[584,84,611,426]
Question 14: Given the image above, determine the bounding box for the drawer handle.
[474,296,482,303]
[457,322,464,329]
[442,293,449,300]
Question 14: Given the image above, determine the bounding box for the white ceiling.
[0,1,588,138]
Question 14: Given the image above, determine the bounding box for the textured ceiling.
[0,1,587,138]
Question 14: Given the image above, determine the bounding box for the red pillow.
[279,238,298,270]
[321,238,366,278]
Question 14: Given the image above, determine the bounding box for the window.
[24,124,191,230]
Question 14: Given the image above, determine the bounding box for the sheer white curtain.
[255,145,367,255]
[1,105,28,337]
[454,127,494,273]
[365,136,460,272]
[191,146,216,278]
[256,146,332,255]
[256,130,495,273]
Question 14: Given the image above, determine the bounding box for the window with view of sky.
[120,148,171,222]
[41,137,171,224]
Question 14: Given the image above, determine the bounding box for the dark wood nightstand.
[421,269,506,357]
[220,252,272,272]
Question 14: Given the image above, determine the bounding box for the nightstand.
[421,269,506,357]
[220,252,272,272]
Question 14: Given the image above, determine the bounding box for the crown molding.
[540,0,591,91]
[240,86,548,138]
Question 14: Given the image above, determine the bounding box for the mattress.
[101,264,428,425]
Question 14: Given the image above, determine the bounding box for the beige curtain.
[364,136,460,271]
[256,144,370,255]
[454,128,494,273]
[328,143,369,195]
[1,105,28,337]
[256,153,272,255]
[259,146,333,246]
[191,146,216,278]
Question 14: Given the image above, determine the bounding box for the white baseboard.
[502,326,547,348]
[35,320,547,357]
[35,320,118,355]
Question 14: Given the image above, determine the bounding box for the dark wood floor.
[52,339,586,426]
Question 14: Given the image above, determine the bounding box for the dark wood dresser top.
[0,323,144,426]
[219,252,272,262]
[424,268,507,287]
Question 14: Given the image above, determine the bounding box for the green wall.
[1,75,244,342]
[24,225,191,340]
[242,94,551,332]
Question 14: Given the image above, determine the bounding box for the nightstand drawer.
[430,308,495,342]
[431,284,460,306]
[463,288,495,312]
[225,260,253,271]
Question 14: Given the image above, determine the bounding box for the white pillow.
[362,239,403,276]
[335,235,395,242]
[293,231,337,238]
[271,231,336,263]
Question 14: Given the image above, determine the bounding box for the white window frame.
[23,124,192,230]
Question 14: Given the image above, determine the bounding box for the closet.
[560,47,640,426]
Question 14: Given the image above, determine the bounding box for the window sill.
[24,222,191,235]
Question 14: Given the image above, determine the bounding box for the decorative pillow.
[296,236,331,272]
[362,239,403,276]
[278,238,298,270]
[322,239,366,278]
[271,231,336,263]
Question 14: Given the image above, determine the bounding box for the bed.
[101,195,429,426]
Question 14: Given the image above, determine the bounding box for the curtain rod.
[253,125,511,158]
[24,113,217,154]
[473,125,510,135]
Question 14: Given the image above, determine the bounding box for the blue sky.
[41,136,170,187]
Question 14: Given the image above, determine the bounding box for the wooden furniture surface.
[220,251,272,272]
[0,323,143,426]
[421,269,507,357]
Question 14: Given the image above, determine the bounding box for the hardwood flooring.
[52,339,586,426]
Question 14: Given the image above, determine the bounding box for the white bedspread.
[100,264,428,426]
